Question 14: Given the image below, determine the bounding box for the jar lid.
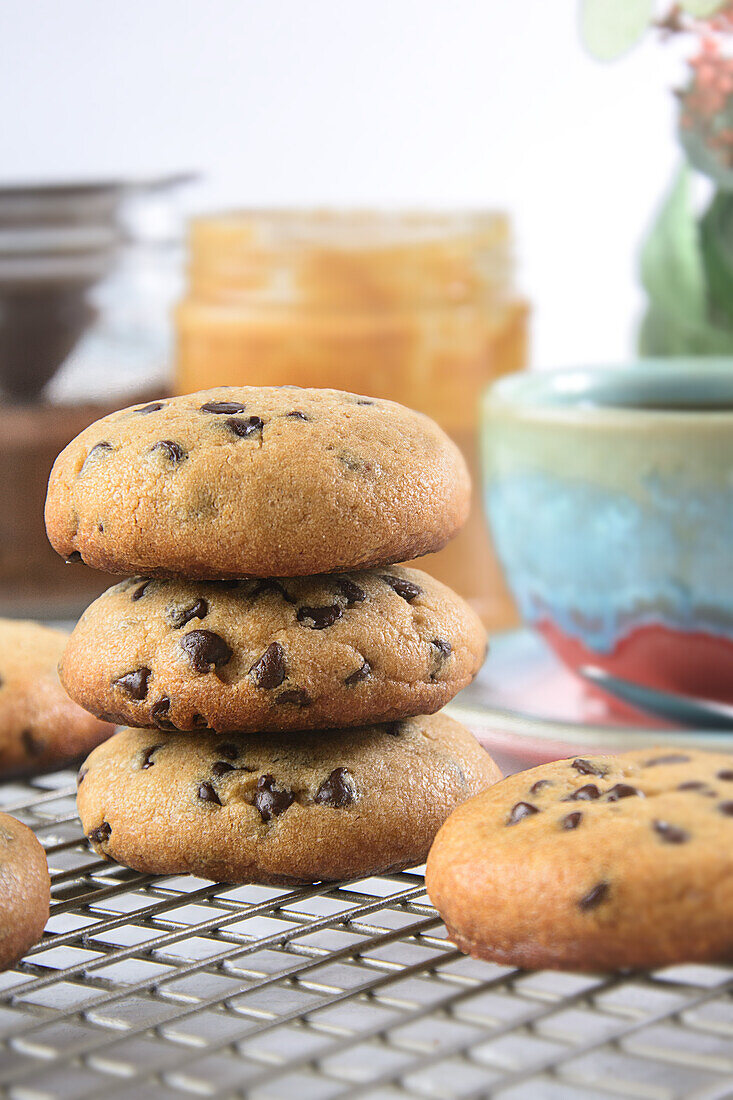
[187,209,514,309]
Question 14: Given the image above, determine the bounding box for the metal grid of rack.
[1,769,732,1100]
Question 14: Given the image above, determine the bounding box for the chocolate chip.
[180,630,232,673]
[384,722,402,737]
[152,440,186,463]
[89,822,111,844]
[653,819,689,844]
[530,779,552,794]
[225,415,264,438]
[217,743,239,761]
[605,783,642,801]
[678,780,708,791]
[141,744,163,769]
[200,400,247,413]
[717,770,733,781]
[167,599,209,629]
[565,784,601,801]
[285,410,310,421]
[507,801,540,825]
[131,580,151,601]
[339,451,365,472]
[345,658,371,685]
[275,689,310,707]
[719,801,733,816]
[98,522,104,533]
[114,667,151,700]
[77,766,88,786]
[212,761,235,777]
[197,782,222,805]
[98,711,124,724]
[297,604,343,629]
[65,551,82,563]
[151,697,176,730]
[429,639,453,681]
[254,774,295,821]
[21,729,44,756]
[572,758,608,777]
[249,642,287,689]
[83,441,113,468]
[382,575,422,602]
[562,811,583,830]
[335,576,366,606]
[578,881,609,911]
[135,401,166,414]
[250,578,295,603]
[645,754,691,767]
[315,767,356,808]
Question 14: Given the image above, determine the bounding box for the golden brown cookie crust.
[60,567,487,733]
[426,748,733,972]
[0,619,113,776]
[77,715,501,884]
[44,387,470,578]
[0,812,50,969]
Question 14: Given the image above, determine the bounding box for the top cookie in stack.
[45,386,470,579]
[46,386,500,884]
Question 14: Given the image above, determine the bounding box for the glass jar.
[175,210,528,627]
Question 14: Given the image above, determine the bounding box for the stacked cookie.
[45,386,500,884]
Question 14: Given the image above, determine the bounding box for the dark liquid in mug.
[549,370,733,413]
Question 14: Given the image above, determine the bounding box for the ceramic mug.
[482,361,733,702]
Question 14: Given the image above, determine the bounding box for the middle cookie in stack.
[48,385,501,883]
[61,569,487,733]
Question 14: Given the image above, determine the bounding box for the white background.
[1,0,685,368]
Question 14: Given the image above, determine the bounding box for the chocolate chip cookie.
[0,812,50,969]
[76,715,501,884]
[60,567,486,733]
[0,619,113,776]
[426,748,733,971]
[44,386,470,578]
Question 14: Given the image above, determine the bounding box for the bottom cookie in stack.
[76,714,501,884]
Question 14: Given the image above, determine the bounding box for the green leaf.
[639,165,706,324]
[638,184,733,356]
[679,0,726,16]
[679,119,733,191]
[638,307,676,355]
[638,304,733,355]
[700,192,733,327]
[580,0,653,60]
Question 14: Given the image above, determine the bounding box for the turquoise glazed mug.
[482,361,733,702]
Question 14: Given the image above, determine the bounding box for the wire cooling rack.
[1,771,733,1100]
